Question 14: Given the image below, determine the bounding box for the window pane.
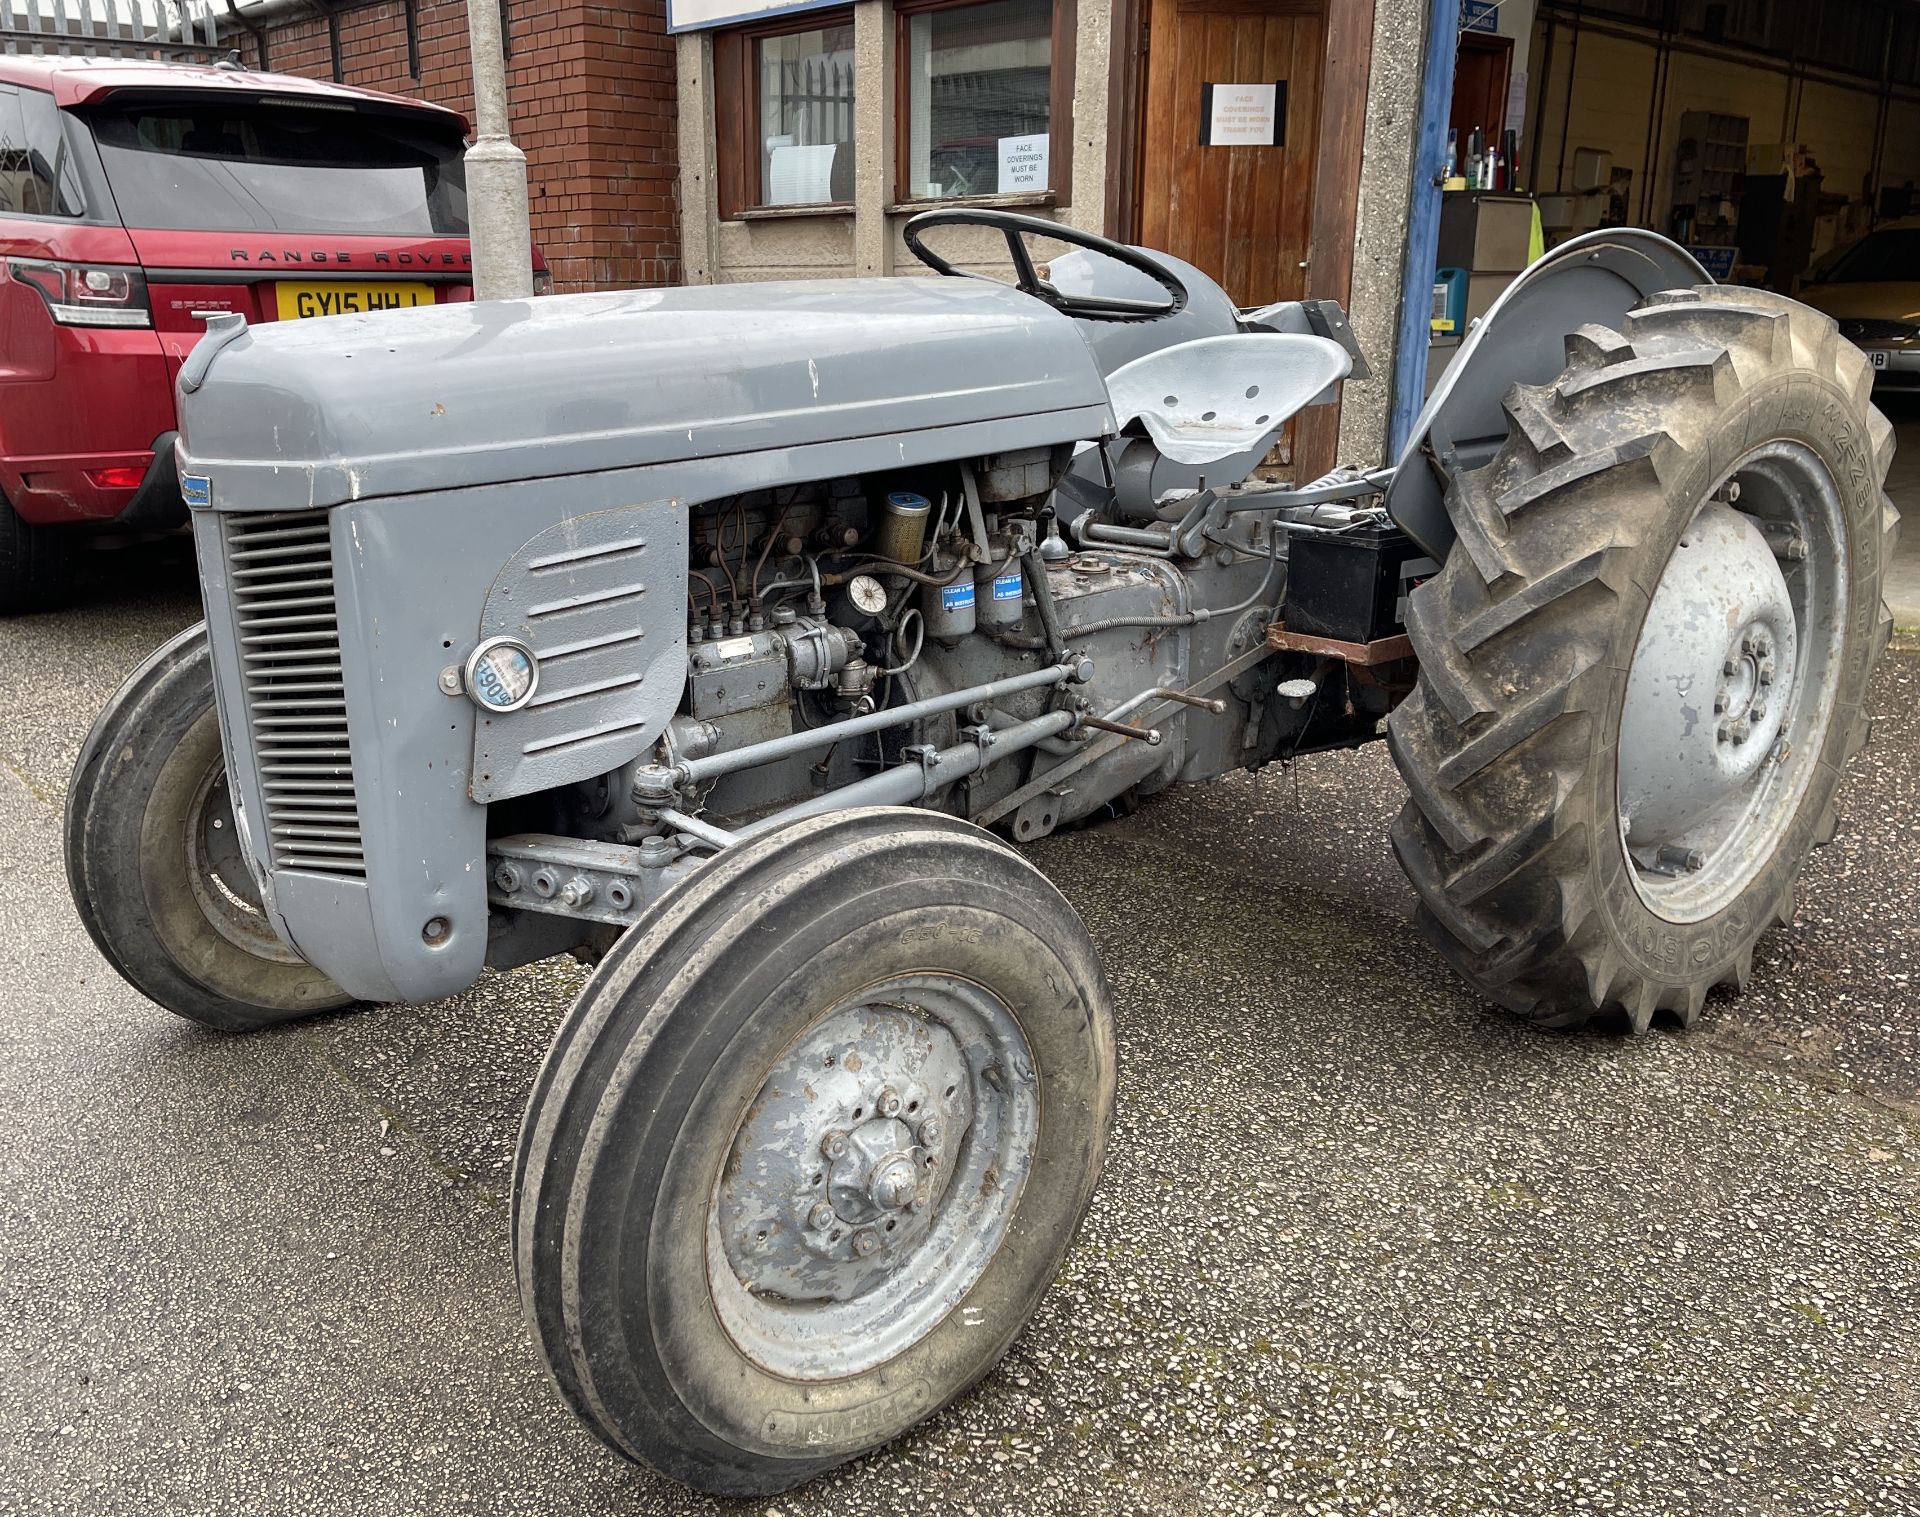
[0,87,85,218]
[758,25,856,206]
[86,104,466,234]
[906,0,1052,201]
[1826,228,1920,284]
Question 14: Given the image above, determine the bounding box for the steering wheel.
[902,208,1189,323]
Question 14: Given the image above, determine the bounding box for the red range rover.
[0,57,547,611]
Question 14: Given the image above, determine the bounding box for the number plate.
[1871,348,1890,369]
[275,282,435,320]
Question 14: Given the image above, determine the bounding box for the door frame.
[1105,0,1377,478]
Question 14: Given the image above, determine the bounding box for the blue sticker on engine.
[941,581,975,612]
[181,474,211,509]
[992,573,1023,602]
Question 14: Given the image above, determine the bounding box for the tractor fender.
[1384,228,1710,560]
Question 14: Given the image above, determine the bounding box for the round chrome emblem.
[463,636,540,713]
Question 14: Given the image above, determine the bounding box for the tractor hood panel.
[176,279,1114,511]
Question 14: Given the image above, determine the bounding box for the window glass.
[905,0,1052,200]
[83,103,467,235]
[0,86,85,218]
[758,25,856,205]
[1823,228,1920,284]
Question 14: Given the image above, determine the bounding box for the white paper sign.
[768,143,836,206]
[997,133,1050,193]
[1505,69,1528,142]
[1207,83,1277,147]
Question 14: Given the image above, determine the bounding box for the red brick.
[252,0,680,291]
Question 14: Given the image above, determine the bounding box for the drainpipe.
[1387,0,1464,457]
[465,0,532,300]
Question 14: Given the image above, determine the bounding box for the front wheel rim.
[706,974,1038,1381]
[183,762,303,964]
[1617,439,1848,924]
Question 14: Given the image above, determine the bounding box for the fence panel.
[1,0,226,61]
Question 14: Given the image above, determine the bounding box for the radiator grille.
[223,510,365,878]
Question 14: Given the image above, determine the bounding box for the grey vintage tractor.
[66,210,1898,1494]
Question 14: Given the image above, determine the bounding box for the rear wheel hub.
[1617,442,1847,923]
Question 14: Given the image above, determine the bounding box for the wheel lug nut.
[918,1116,943,1144]
[821,1130,849,1159]
[852,1228,882,1257]
[1723,658,1740,677]
[876,1086,901,1118]
[1757,660,1775,686]
[1730,719,1751,743]
[808,1201,835,1230]
[1713,694,1729,715]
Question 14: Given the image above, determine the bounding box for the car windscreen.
[82,98,468,236]
[1820,227,1920,284]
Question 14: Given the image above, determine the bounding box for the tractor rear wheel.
[1389,286,1898,1030]
[514,807,1116,1495]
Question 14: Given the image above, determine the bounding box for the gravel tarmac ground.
[4,442,1920,1517]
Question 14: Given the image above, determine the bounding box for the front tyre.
[513,808,1116,1495]
[65,624,355,1030]
[1390,287,1899,1030]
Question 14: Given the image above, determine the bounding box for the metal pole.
[464,0,532,300]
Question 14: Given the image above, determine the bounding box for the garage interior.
[1427,0,1920,622]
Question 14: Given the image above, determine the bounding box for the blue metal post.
[1388,0,1464,458]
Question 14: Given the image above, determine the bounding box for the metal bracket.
[1265,623,1415,666]
[487,834,655,925]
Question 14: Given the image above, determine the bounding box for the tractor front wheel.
[65,624,356,1030]
[513,807,1116,1495]
[1389,286,1898,1030]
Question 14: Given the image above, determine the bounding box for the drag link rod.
[730,710,1078,842]
[666,656,1093,786]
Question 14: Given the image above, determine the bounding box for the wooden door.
[1450,32,1513,161]
[1137,0,1326,310]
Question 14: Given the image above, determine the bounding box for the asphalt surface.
[5,455,1920,1515]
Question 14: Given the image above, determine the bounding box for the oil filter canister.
[874,490,932,564]
[925,557,977,641]
[974,554,1024,629]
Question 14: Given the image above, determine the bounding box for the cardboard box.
[1466,271,1514,323]
[1537,190,1606,233]
[1437,193,1537,274]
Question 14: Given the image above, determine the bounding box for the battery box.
[1283,520,1439,644]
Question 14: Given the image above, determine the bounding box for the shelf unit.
[1671,110,1749,246]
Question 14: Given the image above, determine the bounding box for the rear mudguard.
[1384,228,1710,560]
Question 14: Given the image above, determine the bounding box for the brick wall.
[246,0,679,290]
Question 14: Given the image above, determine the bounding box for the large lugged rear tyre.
[514,807,1116,1495]
[1389,286,1899,1030]
[65,624,356,1031]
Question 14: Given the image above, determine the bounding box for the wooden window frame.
[891,0,1076,209]
[713,6,859,221]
